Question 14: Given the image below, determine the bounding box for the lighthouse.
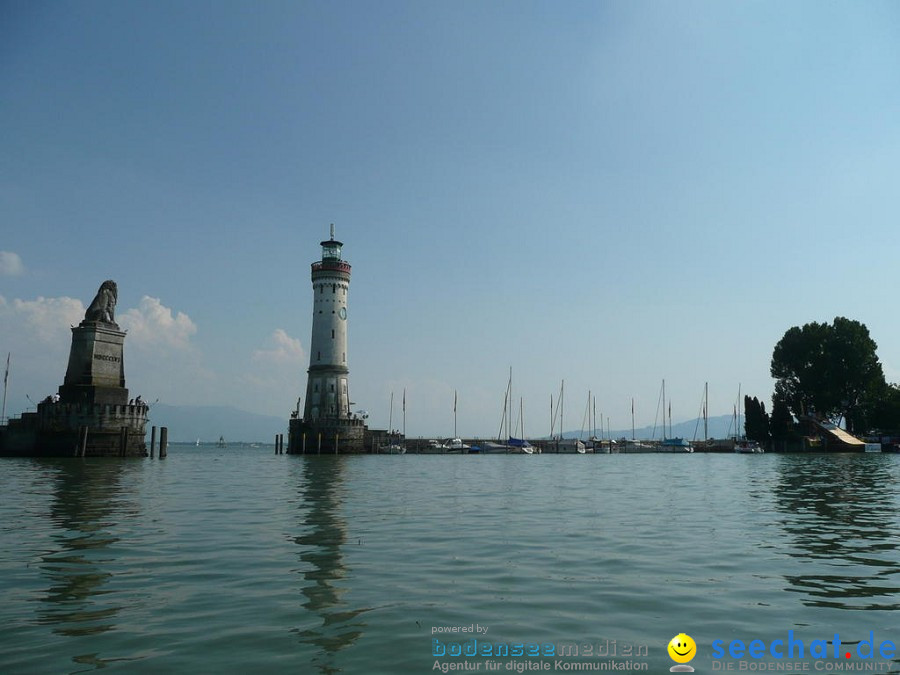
[288,225,366,453]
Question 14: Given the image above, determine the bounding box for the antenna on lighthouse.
[330,223,335,240]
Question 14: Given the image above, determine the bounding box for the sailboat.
[508,397,535,454]
[658,379,693,453]
[442,390,468,453]
[731,383,764,453]
[216,435,227,448]
[551,380,585,453]
[382,391,406,454]
[583,391,604,453]
[487,368,535,454]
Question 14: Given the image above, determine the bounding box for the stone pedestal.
[58,321,128,405]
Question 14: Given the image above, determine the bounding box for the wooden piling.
[150,426,156,458]
[80,426,89,457]
[302,433,306,454]
[335,433,339,454]
[275,433,279,454]
[317,433,321,454]
[160,427,168,458]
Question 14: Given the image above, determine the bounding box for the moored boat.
[734,439,764,453]
[659,437,694,453]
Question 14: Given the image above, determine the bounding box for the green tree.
[743,395,770,443]
[770,317,885,432]
[769,394,796,439]
[866,383,900,434]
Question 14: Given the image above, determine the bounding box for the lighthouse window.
[317,351,320,361]
[331,329,335,339]
[332,284,336,293]
[330,384,334,392]
[314,384,319,392]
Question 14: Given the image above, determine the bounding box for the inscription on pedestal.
[59,321,128,405]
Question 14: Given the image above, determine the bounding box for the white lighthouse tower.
[288,225,366,453]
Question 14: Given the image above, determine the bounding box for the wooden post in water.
[160,427,168,458]
[121,426,129,457]
[275,433,279,454]
[150,426,157,458]
[335,433,339,454]
[302,433,306,454]
[317,433,321,454]
[81,426,89,457]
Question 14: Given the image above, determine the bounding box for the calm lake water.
[2,450,900,674]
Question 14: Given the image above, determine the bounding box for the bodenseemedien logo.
[668,633,696,672]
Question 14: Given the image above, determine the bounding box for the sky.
[2,1,899,439]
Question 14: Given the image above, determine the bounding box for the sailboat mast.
[561,380,565,440]
[631,397,635,441]
[520,397,524,439]
[403,388,406,440]
[1,353,8,425]
[583,389,590,441]
[508,367,512,444]
[662,379,666,439]
[704,382,708,440]
[454,390,457,439]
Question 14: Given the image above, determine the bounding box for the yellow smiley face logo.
[668,633,696,663]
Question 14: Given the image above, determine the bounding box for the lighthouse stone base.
[288,417,366,454]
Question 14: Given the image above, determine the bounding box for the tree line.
[744,317,900,443]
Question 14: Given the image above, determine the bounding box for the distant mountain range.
[557,414,741,441]
[147,404,286,443]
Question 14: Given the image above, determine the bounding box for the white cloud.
[252,328,305,366]
[119,296,197,350]
[0,251,25,276]
[8,296,85,343]
[233,329,306,413]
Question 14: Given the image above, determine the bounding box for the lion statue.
[84,280,118,324]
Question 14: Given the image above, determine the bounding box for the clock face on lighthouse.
[338,307,347,320]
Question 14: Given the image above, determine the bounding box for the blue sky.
[2,1,899,438]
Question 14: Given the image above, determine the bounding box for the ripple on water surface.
[3,451,900,673]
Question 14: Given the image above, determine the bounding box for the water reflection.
[34,459,138,638]
[290,456,367,673]
[773,454,900,609]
